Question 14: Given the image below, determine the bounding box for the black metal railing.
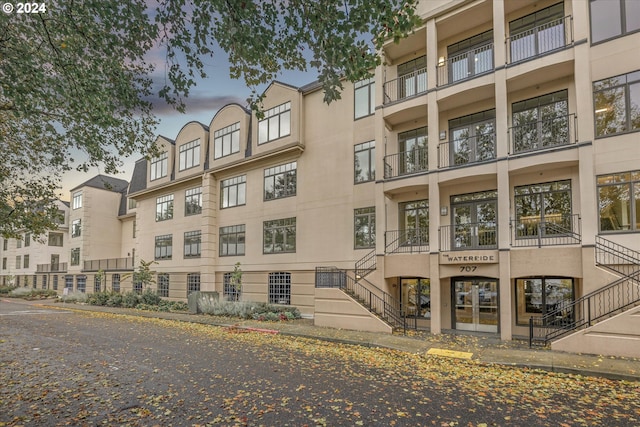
[437,133,496,169]
[595,235,640,278]
[383,147,428,179]
[436,43,494,87]
[509,113,577,155]
[36,262,67,273]
[83,257,134,272]
[511,214,581,247]
[385,229,429,254]
[507,15,573,64]
[439,222,498,251]
[355,249,376,279]
[383,68,428,104]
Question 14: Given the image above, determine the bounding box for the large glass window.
[598,170,640,232]
[223,272,241,301]
[263,218,296,254]
[354,78,375,119]
[402,278,431,318]
[48,232,63,247]
[354,141,375,183]
[71,219,81,237]
[76,275,86,293]
[509,3,565,63]
[184,230,201,258]
[258,102,291,144]
[220,225,245,256]
[179,139,200,171]
[516,277,574,325]
[511,90,569,153]
[24,233,30,247]
[185,187,202,216]
[94,275,102,293]
[593,70,640,137]
[154,234,173,260]
[15,255,21,269]
[399,200,429,246]
[112,274,120,293]
[398,127,428,175]
[264,162,296,200]
[70,248,80,266]
[451,190,498,250]
[268,272,291,305]
[157,273,169,297]
[214,122,240,159]
[2,258,6,270]
[397,56,427,98]
[23,255,29,269]
[590,0,640,44]
[448,110,496,166]
[150,152,168,181]
[156,194,174,221]
[514,180,572,238]
[446,30,493,83]
[354,207,376,249]
[221,175,246,208]
[187,273,200,296]
[72,191,82,209]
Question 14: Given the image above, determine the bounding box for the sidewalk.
[41,300,640,382]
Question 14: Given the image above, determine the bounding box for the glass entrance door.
[451,191,497,250]
[453,278,498,333]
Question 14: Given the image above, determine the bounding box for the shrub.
[0,285,17,295]
[60,291,88,303]
[106,292,124,307]
[140,288,162,305]
[122,291,140,308]
[198,297,302,321]
[87,291,110,306]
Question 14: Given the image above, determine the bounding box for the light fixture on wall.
[440,206,448,216]
[438,56,445,66]
[439,130,447,140]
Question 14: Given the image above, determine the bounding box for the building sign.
[440,251,499,264]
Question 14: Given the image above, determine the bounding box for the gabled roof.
[70,174,129,193]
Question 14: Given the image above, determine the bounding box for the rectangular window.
[71,219,82,237]
[72,191,82,209]
[354,207,376,249]
[214,122,240,159]
[112,274,120,293]
[219,225,246,256]
[155,234,172,260]
[185,187,203,216]
[184,230,202,258]
[264,162,297,200]
[55,209,65,224]
[32,275,37,289]
[354,141,375,183]
[354,78,375,119]
[397,56,427,99]
[179,139,201,171]
[516,277,574,325]
[128,198,137,209]
[94,275,102,293]
[263,217,296,254]
[593,70,640,137]
[223,272,241,301]
[221,175,246,208]
[48,232,63,247]
[65,275,73,290]
[598,170,640,232]
[509,3,565,63]
[23,254,29,269]
[398,127,428,175]
[76,275,86,293]
[24,233,30,247]
[258,102,291,144]
[590,0,640,44]
[70,248,80,266]
[514,180,572,238]
[16,239,21,249]
[2,239,7,250]
[16,255,21,269]
[268,272,291,305]
[448,109,496,166]
[157,273,169,297]
[156,194,174,221]
[2,258,6,270]
[399,200,429,247]
[150,152,168,181]
[133,280,142,294]
[52,275,58,290]
[511,90,569,153]
[42,275,47,290]
[187,273,201,296]
[132,220,136,238]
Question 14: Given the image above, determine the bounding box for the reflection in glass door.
[453,278,498,333]
[451,191,497,250]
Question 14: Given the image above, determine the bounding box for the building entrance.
[453,278,498,333]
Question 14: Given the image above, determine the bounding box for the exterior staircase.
[530,236,640,347]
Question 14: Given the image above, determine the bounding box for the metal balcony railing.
[385,229,429,254]
[383,67,427,105]
[83,257,134,272]
[509,113,577,155]
[507,15,573,64]
[36,262,68,273]
[511,214,581,247]
[439,222,498,251]
[438,133,496,169]
[436,43,494,87]
[383,147,428,179]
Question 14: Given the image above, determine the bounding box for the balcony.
[511,214,581,248]
[383,68,427,105]
[438,132,496,169]
[439,222,497,251]
[509,114,577,155]
[507,16,573,64]
[384,147,428,179]
[36,263,68,273]
[436,43,494,87]
[385,229,429,254]
[83,257,134,272]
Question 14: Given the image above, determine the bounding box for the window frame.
[185,187,203,216]
[264,162,297,201]
[184,230,202,258]
[354,141,376,184]
[593,70,640,138]
[179,139,201,171]
[214,122,241,159]
[515,277,574,325]
[589,0,640,45]
[154,234,173,260]
[263,217,296,254]
[48,232,63,247]
[268,272,291,305]
[94,275,102,293]
[157,273,170,297]
[219,224,246,257]
[223,272,241,301]
[514,180,573,239]
[221,175,247,208]
[597,170,640,233]
[70,248,80,266]
[150,152,168,181]
[72,191,82,209]
[258,102,291,144]
[23,254,29,269]
[112,274,121,293]
[354,77,375,119]
[354,207,376,249]
[187,273,201,296]
[76,275,87,293]
[155,194,174,222]
[71,219,82,238]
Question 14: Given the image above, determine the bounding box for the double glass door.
[451,192,497,249]
[453,278,499,333]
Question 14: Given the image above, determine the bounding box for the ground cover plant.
[6,286,57,299]
[197,295,301,321]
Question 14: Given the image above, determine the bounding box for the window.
[593,70,640,137]
[509,3,565,63]
[397,56,427,98]
[157,273,169,297]
[514,180,572,238]
[448,110,496,166]
[24,233,30,247]
[516,277,574,325]
[70,248,80,266]
[155,235,173,260]
[223,272,241,301]
[184,231,201,258]
[16,239,21,248]
[71,219,81,237]
[32,275,37,289]
[48,232,63,247]
[398,127,428,175]
[42,275,47,290]
[258,102,291,144]
[132,220,136,238]
[156,194,174,221]
[3,239,7,250]
[399,200,429,246]
[94,275,102,293]
[187,273,200,296]
[179,139,201,171]
[133,280,142,294]
[264,162,296,200]
[55,209,65,224]
[16,255,21,269]
[23,255,29,269]
[128,198,137,209]
[72,191,82,209]
[185,187,202,216]
[590,0,640,44]
[150,152,168,181]
[263,218,296,254]
[112,274,120,293]
[220,225,245,256]
[76,275,86,293]
[511,90,569,153]
[65,275,73,290]
[354,78,375,119]
[2,258,6,270]
[221,176,246,208]
[354,207,376,249]
[214,122,240,159]
[52,275,58,290]
[268,272,291,305]
[354,141,375,183]
[598,170,640,232]
[16,276,20,286]
[446,30,493,83]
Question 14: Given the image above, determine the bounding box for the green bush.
[60,291,88,303]
[122,291,140,308]
[0,285,17,295]
[198,297,301,321]
[140,288,162,306]
[8,287,58,299]
[87,291,110,306]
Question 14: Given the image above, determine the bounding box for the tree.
[0,0,420,238]
[230,262,243,301]
[123,259,157,292]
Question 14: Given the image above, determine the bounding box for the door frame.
[451,276,500,333]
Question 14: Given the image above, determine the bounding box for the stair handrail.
[355,249,376,279]
[596,235,640,266]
